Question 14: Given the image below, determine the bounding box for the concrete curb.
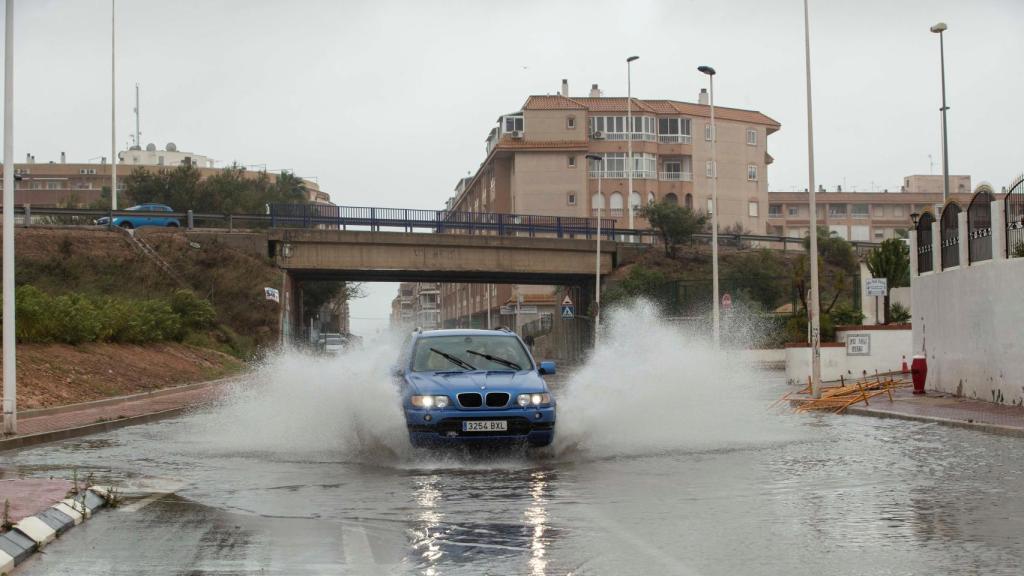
[0,487,111,574]
[844,405,1024,438]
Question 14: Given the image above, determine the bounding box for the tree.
[639,201,707,256]
[865,238,910,323]
[802,225,857,273]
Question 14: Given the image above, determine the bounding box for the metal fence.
[1006,175,1024,258]
[940,202,961,269]
[967,189,993,263]
[916,211,935,273]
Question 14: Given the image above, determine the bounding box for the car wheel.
[166,222,179,228]
[119,221,134,230]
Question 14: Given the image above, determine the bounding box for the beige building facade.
[441,81,780,328]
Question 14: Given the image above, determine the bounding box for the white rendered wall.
[912,257,1024,405]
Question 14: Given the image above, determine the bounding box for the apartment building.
[441,79,780,328]
[390,282,441,330]
[2,145,329,207]
[766,175,975,242]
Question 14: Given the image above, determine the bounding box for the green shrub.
[51,294,102,344]
[831,304,865,326]
[170,290,216,330]
[889,302,912,323]
[784,311,836,343]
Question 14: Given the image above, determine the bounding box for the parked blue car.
[95,204,180,229]
[397,328,556,448]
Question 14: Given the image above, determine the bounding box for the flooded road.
[2,307,1023,575]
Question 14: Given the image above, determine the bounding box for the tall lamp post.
[3,0,16,434]
[586,153,604,346]
[930,22,949,203]
[110,0,118,210]
[697,65,720,350]
[803,0,823,398]
[626,55,639,236]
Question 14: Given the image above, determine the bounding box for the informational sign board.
[518,305,538,314]
[866,278,888,297]
[499,306,516,315]
[264,287,280,303]
[846,333,871,356]
[721,293,732,310]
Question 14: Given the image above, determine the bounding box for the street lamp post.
[803,0,823,398]
[626,56,639,236]
[2,0,16,434]
[930,22,949,203]
[110,0,117,210]
[697,65,720,350]
[586,153,604,346]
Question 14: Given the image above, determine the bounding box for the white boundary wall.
[910,196,1024,405]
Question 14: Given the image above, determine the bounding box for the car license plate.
[462,420,507,432]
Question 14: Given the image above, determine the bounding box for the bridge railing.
[0,204,883,251]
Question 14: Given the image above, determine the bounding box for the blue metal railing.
[269,203,619,240]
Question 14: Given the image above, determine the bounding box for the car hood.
[405,370,548,395]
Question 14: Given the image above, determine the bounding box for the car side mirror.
[538,361,556,375]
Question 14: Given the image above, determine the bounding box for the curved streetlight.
[698,65,720,350]
[626,56,639,235]
[930,22,949,202]
[586,153,604,345]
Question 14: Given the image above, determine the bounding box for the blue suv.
[396,328,556,448]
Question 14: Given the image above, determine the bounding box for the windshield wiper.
[466,350,522,370]
[429,348,476,371]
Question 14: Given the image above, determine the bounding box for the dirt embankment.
[2,225,281,407]
[2,342,243,409]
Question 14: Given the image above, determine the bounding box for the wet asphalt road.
[2,370,1024,576]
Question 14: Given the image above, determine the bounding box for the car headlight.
[411,395,449,409]
[516,393,551,407]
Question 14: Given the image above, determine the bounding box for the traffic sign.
[562,295,573,307]
[721,293,732,310]
[866,278,888,297]
[561,304,575,319]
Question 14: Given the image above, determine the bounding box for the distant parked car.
[321,333,348,355]
[95,204,180,229]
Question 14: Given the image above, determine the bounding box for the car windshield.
[411,334,532,372]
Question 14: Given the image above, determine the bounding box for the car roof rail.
[495,326,513,333]
[412,326,422,333]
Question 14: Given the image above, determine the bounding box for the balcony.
[589,170,656,180]
[601,132,657,142]
[658,134,693,144]
[659,171,693,182]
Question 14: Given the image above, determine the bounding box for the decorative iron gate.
[916,212,935,273]
[967,189,993,263]
[1007,175,1024,258]
[940,202,962,269]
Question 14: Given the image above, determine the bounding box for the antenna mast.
[133,83,140,147]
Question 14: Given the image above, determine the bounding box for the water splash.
[553,300,792,458]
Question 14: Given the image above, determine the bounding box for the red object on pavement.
[901,355,909,373]
[911,355,927,395]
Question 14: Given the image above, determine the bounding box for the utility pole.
[698,65,719,349]
[110,0,117,210]
[3,0,17,434]
[804,0,823,398]
[930,22,950,202]
[626,56,639,234]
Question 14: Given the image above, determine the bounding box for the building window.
[665,192,679,206]
[769,204,782,217]
[828,204,848,217]
[747,165,758,181]
[657,117,692,143]
[568,155,576,168]
[892,205,904,217]
[609,192,624,216]
[852,204,869,218]
[46,181,61,190]
[788,206,799,216]
[567,192,577,206]
[705,160,716,178]
[748,201,759,218]
[704,123,715,141]
[707,198,714,214]
[647,191,655,205]
[685,193,693,210]
[630,191,641,209]
[747,128,757,146]
[503,115,524,133]
[567,116,576,129]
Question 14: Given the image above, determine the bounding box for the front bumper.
[405,406,555,447]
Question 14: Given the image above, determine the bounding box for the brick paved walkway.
[1,378,239,448]
[0,479,74,523]
[844,387,1024,436]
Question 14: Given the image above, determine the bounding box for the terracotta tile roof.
[493,137,589,150]
[521,95,779,129]
[523,95,588,110]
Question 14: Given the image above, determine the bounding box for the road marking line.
[341,520,377,567]
[119,491,170,513]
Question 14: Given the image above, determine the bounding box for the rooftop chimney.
[25,153,30,163]
[560,79,569,97]
[590,83,601,97]
[698,88,709,105]
[60,151,66,164]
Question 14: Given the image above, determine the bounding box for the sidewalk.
[844,387,1024,437]
[0,376,243,451]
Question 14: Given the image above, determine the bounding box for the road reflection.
[407,466,558,575]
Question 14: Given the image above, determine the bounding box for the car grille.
[486,393,510,407]
[457,393,482,408]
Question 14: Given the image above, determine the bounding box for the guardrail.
[0,204,883,251]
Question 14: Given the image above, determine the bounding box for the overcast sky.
[4,0,1022,334]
